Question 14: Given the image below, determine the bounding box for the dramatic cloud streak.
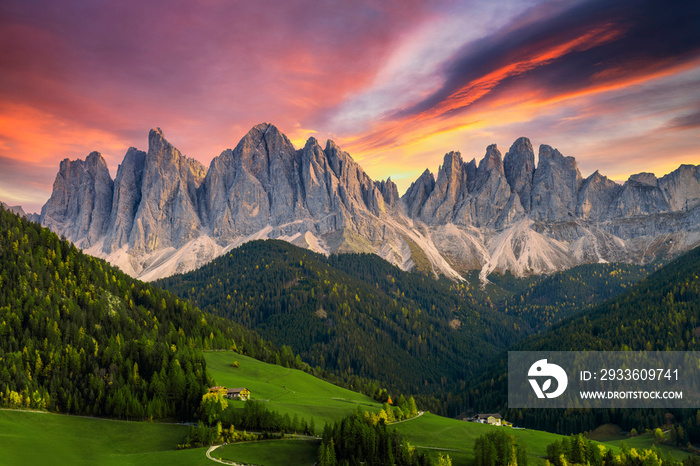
[346,0,700,143]
[0,0,698,212]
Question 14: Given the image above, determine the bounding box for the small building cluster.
[463,413,512,427]
[208,386,251,400]
[226,387,251,400]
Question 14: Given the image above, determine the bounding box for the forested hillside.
[156,240,529,396]
[0,206,306,420]
[463,245,700,438]
[499,262,654,329]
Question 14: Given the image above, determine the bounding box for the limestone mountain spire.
[39,125,700,282]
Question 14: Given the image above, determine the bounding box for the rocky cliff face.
[201,123,401,246]
[403,169,436,218]
[40,126,700,281]
[103,147,146,253]
[503,137,535,212]
[454,144,515,228]
[40,152,113,248]
[129,128,206,254]
[530,145,583,222]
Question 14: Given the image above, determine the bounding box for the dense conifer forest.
[318,409,438,466]
[157,238,657,414]
[4,200,697,453]
[156,240,530,398]
[544,433,696,466]
[0,206,310,420]
[463,245,700,440]
[498,262,654,329]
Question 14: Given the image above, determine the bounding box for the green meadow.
[1,351,691,465]
[214,438,320,465]
[204,350,567,465]
[204,350,384,428]
[0,409,210,466]
[588,424,690,462]
[394,412,563,465]
[204,351,691,466]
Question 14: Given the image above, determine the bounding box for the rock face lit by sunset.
[1,0,699,212]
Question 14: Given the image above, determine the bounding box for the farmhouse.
[226,387,251,400]
[208,386,226,393]
[476,413,502,426]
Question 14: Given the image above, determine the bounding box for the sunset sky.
[1,0,699,213]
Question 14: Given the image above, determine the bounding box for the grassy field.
[2,353,691,466]
[394,412,564,465]
[206,351,565,465]
[608,433,691,462]
[588,424,690,462]
[214,438,320,465]
[204,350,384,428]
[0,409,211,465]
[206,352,692,465]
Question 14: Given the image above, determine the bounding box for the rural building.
[208,386,226,393]
[226,387,251,400]
[476,413,502,426]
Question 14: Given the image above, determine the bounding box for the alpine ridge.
[39,123,700,281]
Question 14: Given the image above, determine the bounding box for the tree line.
[461,245,700,443]
[0,206,331,420]
[156,240,528,405]
[546,433,700,466]
[317,408,450,466]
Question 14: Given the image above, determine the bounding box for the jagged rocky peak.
[0,201,27,217]
[402,169,436,218]
[375,177,400,207]
[659,164,700,212]
[576,170,621,221]
[127,128,205,254]
[322,138,375,198]
[613,171,669,217]
[507,136,533,158]
[236,123,296,162]
[324,138,360,181]
[417,151,469,224]
[148,127,167,154]
[503,137,535,211]
[530,144,582,221]
[464,158,477,191]
[442,151,464,179]
[40,151,114,248]
[538,144,579,168]
[304,136,338,171]
[586,170,618,188]
[473,144,505,191]
[296,136,340,220]
[36,125,700,283]
[103,147,147,253]
[301,136,326,167]
[203,123,303,239]
[85,150,107,168]
[454,144,514,227]
[148,127,207,185]
[478,144,505,175]
[628,172,658,187]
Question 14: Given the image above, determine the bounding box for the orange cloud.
[0,105,122,158]
[420,24,625,122]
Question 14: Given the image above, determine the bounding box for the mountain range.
[38,123,700,281]
[0,201,28,218]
